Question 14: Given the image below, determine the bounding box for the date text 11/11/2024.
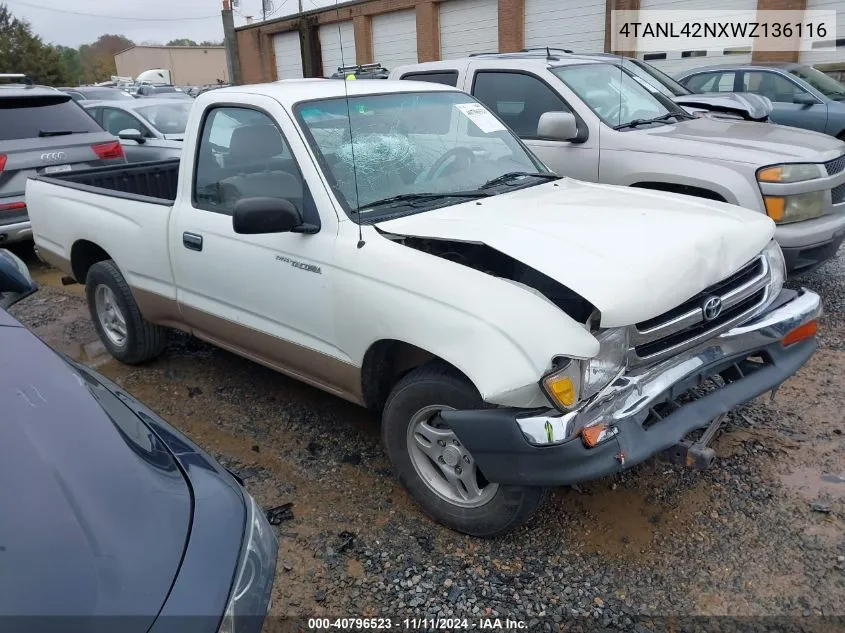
[306,617,528,630]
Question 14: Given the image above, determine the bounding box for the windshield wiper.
[479,171,559,190]
[359,191,490,212]
[37,129,84,137]
[613,112,682,131]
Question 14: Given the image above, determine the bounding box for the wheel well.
[631,182,727,202]
[360,340,471,411]
[70,240,111,283]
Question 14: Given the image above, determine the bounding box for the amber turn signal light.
[783,320,818,347]
[580,424,618,448]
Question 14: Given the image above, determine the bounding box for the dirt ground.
[7,243,845,627]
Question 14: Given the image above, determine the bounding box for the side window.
[86,107,102,124]
[400,71,459,87]
[685,72,735,93]
[193,106,305,217]
[101,108,147,136]
[471,71,572,138]
[742,71,804,103]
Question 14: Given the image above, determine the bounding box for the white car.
[26,79,821,536]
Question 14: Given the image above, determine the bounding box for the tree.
[167,38,198,47]
[199,40,223,46]
[56,45,82,85]
[0,4,69,85]
[79,33,133,83]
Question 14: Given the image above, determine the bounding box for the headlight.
[541,328,628,411]
[218,494,278,633]
[763,191,825,224]
[762,240,786,299]
[757,163,823,183]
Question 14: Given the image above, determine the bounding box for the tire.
[382,363,548,537]
[85,260,167,364]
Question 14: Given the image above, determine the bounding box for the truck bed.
[35,159,179,204]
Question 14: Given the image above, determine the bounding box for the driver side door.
[467,68,599,182]
[170,99,350,395]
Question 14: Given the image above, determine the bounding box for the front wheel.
[382,363,548,537]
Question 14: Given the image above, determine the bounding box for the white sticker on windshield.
[455,103,506,134]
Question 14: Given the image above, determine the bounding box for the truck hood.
[614,117,845,164]
[376,179,775,327]
[0,322,191,629]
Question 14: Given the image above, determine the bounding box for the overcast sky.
[5,0,341,47]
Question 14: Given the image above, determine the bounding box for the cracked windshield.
[296,91,552,219]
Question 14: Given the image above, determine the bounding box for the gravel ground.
[7,243,845,629]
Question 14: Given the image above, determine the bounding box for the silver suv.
[0,86,126,244]
[391,53,845,275]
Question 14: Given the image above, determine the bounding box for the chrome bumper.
[517,288,822,446]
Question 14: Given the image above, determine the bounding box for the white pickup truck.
[27,79,822,537]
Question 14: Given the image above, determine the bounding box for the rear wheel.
[86,260,167,364]
[382,363,548,537]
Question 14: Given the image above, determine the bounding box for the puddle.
[780,468,845,500]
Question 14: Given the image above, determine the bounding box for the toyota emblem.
[701,296,723,321]
[40,151,67,162]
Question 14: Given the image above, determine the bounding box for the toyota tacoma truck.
[391,53,845,274]
[26,80,822,537]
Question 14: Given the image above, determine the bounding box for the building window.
[681,50,707,58]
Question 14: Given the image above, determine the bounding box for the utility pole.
[221,0,242,85]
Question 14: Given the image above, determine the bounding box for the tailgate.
[0,133,124,199]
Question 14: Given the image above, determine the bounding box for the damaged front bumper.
[440,288,821,486]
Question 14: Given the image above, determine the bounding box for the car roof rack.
[469,48,574,61]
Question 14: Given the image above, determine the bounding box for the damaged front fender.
[333,230,600,406]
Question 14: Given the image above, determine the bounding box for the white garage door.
[440,0,498,59]
[273,31,303,79]
[801,0,845,66]
[320,21,356,77]
[372,9,418,70]
[636,0,754,76]
[524,0,605,54]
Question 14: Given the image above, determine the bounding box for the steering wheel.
[423,147,476,183]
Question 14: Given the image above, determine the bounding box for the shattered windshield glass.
[295,91,548,219]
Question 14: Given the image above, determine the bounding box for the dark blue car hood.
[0,321,191,630]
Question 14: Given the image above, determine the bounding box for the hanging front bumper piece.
[440,288,821,487]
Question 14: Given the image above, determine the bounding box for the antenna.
[336,0,365,249]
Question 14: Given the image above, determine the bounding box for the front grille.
[825,155,845,176]
[630,256,770,365]
[832,182,845,205]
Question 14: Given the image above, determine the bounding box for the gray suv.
[0,86,126,244]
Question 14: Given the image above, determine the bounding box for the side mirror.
[233,197,310,234]
[0,249,37,309]
[537,111,580,142]
[793,92,818,105]
[118,128,146,143]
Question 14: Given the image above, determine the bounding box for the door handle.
[183,232,203,251]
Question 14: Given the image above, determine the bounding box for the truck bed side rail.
[34,159,180,205]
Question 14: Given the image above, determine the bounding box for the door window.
[742,71,807,103]
[193,106,306,218]
[683,71,736,93]
[101,108,148,136]
[472,71,572,138]
[400,71,459,87]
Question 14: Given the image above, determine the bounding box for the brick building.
[233,0,844,83]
